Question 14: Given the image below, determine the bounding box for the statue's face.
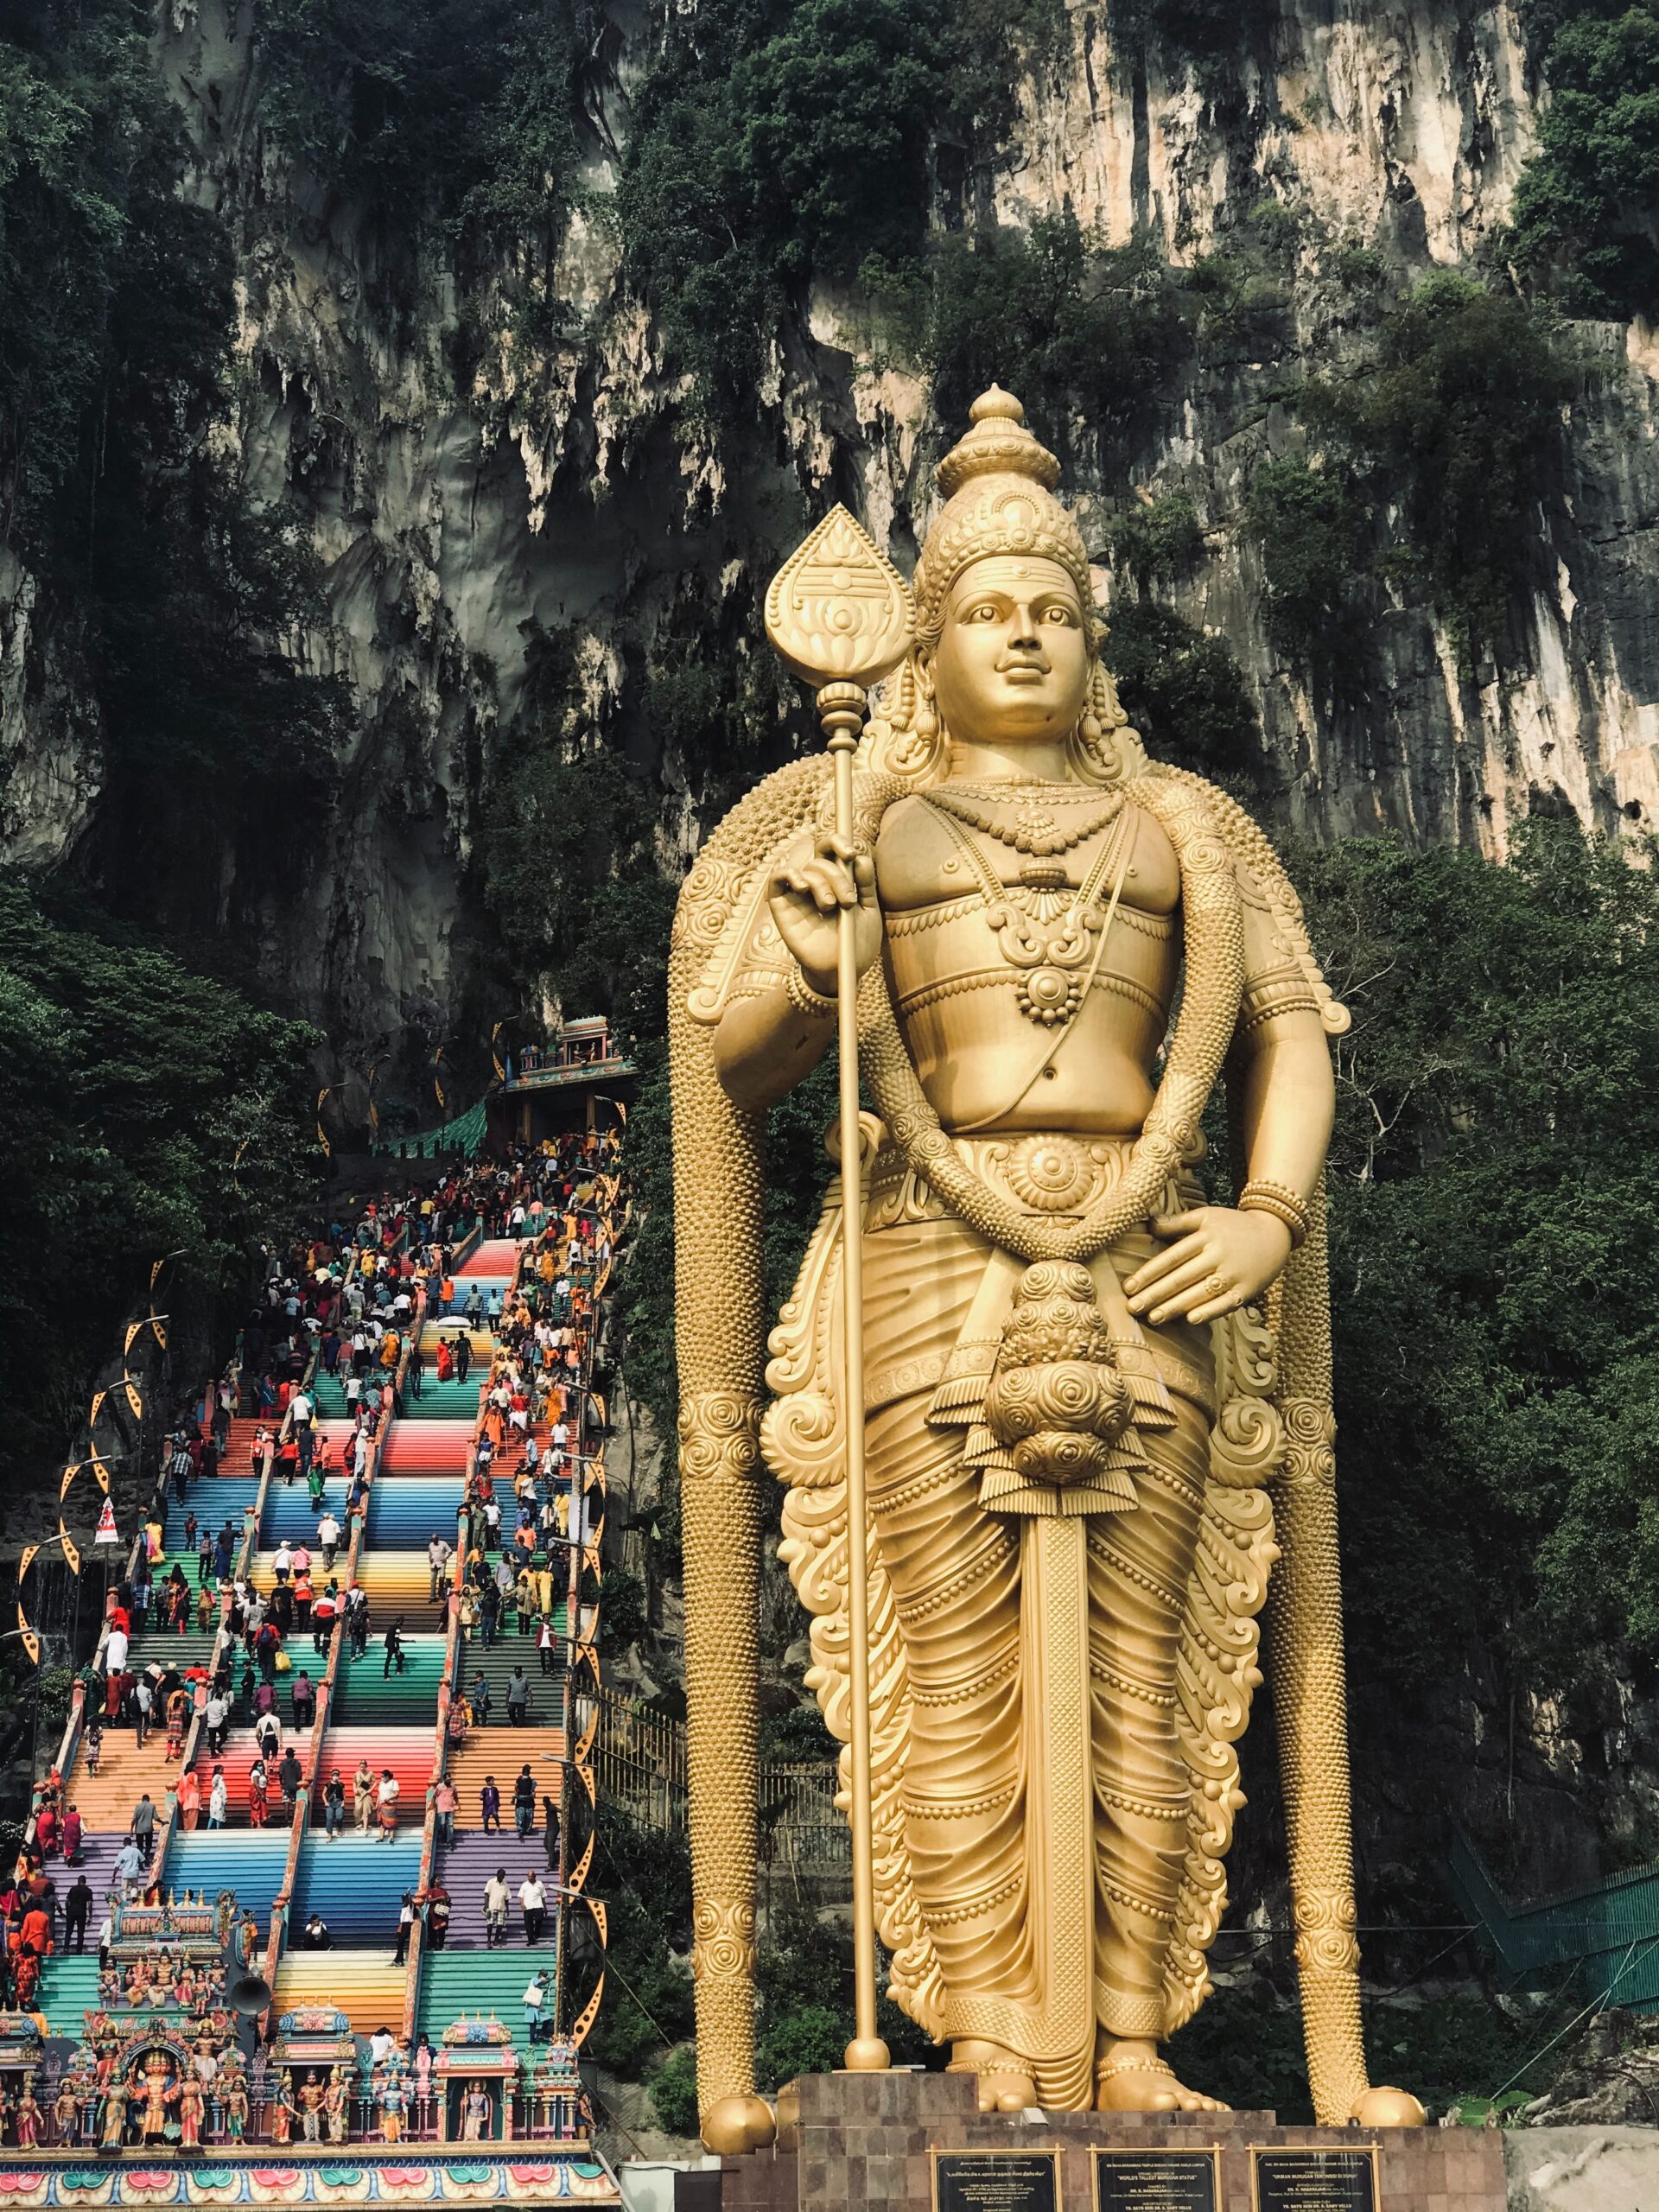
[931,555,1090,749]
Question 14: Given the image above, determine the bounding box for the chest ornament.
[919,789,1131,1029]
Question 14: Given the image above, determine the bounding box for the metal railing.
[592,1688,848,1865]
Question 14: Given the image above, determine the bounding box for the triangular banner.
[92,1498,119,1548]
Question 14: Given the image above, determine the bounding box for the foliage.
[1287,822,1659,1709]
[598,1564,650,1656]
[586,1805,696,2077]
[646,2045,699,2136]
[617,0,1071,412]
[1109,493,1204,587]
[1305,274,1574,667]
[1242,455,1369,660]
[1107,601,1264,789]
[0,880,323,1491]
[251,0,601,240]
[1166,1982,1548,2122]
[1246,277,1573,671]
[1510,2,1659,318]
[753,1899,935,2092]
[1109,0,1282,59]
[617,0,947,408]
[759,1701,837,1760]
[872,219,1188,448]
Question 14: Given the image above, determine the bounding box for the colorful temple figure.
[98,2078,129,2152]
[298,2069,327,2143]
[52,2075,79,2147]
[176,2075,204,2152]
[137,2052,177,2143]
[324,2067,350,2145]
[460,2082,491,2143]
[267,2076,296,2146]
[378,2067,408,2145]
[221,2069,249,2145]
[13,2081,38,2153]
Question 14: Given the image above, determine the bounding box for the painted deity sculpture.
[671,391,1417,2145]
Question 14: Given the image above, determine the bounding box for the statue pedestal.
[697,2069,1506,2210]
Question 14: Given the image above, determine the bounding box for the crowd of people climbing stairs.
[10,1128,624,2128]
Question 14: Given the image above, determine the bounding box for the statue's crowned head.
[868,385,1142,786]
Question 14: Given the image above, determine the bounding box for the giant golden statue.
[670,391,1411,2147]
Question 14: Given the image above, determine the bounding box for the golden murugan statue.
[670,390,1417,2147]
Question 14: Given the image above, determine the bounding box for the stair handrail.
[261,1252,426,2015]
[399,1282,498,2046]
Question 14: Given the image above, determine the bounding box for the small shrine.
[268,2008,358,2148]
[435,2017,522,2143]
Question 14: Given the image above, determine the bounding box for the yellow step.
[274,1951,407,2034]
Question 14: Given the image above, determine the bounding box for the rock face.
[6,0,1659,1060]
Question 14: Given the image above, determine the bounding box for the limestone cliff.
[5,0,1659,1075]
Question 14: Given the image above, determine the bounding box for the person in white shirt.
[105,1626,129,1674]
[427,1535,451,1602]
[484,1869,512,1948]
[272,1542,294,1584]
[368,2027,397,2068]
[375,1770,400,1839]
[316,1514,341,1568]
[517,1873,547,1946]
[289,1391,313,1427]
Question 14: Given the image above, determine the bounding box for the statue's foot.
[948,2040,1038,2113]
[1095,2038,1228,2114]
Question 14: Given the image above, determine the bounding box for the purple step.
[50,1831,128,1915]
[434,1828,555,1950]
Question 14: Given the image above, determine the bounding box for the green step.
[456,1634,565,1723]
[416,1948,556,2060]
[39,1955,99,2041]
[332,1637,450,1722]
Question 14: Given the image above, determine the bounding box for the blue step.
[290,1834,425,1943]
[163,1481,260,1556]
[367,1478,466,1545]
[261,1484,358,1541]
[164,1833,292,1937]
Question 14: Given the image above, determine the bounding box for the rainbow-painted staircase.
[26,1171,619,2200]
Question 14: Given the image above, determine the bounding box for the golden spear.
[765,506,912,2069]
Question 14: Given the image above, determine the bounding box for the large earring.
[912,658,939,742]
[1068,664,1130,785]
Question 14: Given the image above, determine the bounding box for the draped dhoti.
[862,1207,1212,2083]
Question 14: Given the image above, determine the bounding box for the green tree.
[1510,3,1659,317]
[0,883,322,1488]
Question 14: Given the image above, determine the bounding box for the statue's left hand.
[1123,1207,1291,1327]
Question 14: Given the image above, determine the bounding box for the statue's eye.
[1039,605,1076,626]
[965,603,1001,622]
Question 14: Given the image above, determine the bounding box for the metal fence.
[594,1689,849,1867]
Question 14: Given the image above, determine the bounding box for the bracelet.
[784,965,837,1020]
[1237,1179,1312,1249]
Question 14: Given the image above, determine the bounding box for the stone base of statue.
[683,2070,1505,2211]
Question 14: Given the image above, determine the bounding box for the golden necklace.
[929,781,1122,859]
[920,792,1130,1027]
